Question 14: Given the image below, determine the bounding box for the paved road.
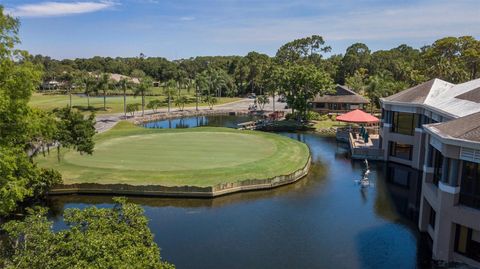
[95,97,287,133]
[215,97,288,111]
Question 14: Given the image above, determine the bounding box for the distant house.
[310,85,369,113]
[108,73,140,84]
[40,80,63,90]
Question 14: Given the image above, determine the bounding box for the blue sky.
[3,0,480,59]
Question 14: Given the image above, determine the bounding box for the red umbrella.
[336,109,379,124]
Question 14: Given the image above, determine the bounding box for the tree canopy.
[275,35,331,64]
[0,6,96,216]
[277,63,334,118]
[1,198,174,269]
[33,34,480,109]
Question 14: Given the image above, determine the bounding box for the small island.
[37,122,311,197]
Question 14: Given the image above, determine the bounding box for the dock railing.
[348,133,384,160]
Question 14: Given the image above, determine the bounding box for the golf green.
[37,122,310,187]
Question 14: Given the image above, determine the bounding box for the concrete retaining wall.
[49,156,311,198]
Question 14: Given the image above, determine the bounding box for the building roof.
[336,109,379,124]
[426,112,480,143]
[454,87,480,103]
[312,85,369,104]
[427,78,480,117]
[382,79,450,104]
[108,73,140,84]
[381,78,480,118]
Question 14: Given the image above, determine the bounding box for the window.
[429,207,436,230]
[421,115,435,126]
[391,112,418,136]
[389,142,413,160]
[433,149,444,186]
[460,161,480,209]
[328,103,338,110]
[455,225,480,262]
[383,110,392,124]
[316,103,325,109]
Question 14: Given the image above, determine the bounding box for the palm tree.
[270,89,276,112]
[97,73,111,111]
[164,79,177,113]
[257,95,269,111]
[203,95,217,110]
[195,84,199,111]
[174,95,188,111]
[134,76,152,116]
[176,69,189,90]
[77,72,95,109]
[60,71,75,108]
[262,64,280,113]
[209,69,227,97]
[195,73,209,106]
[117,78,131,119]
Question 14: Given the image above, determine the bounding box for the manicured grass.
[36,122,310,187]
[313,119,346,130]
[29,93,241,114]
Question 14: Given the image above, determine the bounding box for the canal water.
[47,116,433,269]
[141,114,257,129]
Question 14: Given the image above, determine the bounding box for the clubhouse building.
[311,85,369,113]
[379,78,480,266]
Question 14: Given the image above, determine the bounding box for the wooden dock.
[237,121,257,130]
[336,127,384,160]
[348,133,384,160]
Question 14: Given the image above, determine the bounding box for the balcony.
[460,194,480,210]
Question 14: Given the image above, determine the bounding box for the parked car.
[277,96,286,102]
[247,93,257,99]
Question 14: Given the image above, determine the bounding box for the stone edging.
[49,156,311,198]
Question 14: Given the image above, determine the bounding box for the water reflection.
[47,119,433,268]
[142,115,257,129]
[47,161,328,218]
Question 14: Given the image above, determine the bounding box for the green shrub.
[286,111,333,121]
[305,111,322,120]
[147,99,163,113]
[126,103,140,116]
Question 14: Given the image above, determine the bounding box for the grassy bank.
[313,119,346,130]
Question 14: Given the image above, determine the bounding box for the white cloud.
[7,1,116,18]
[137,0,159,4]
[199,0,480,44]
[179,16,195,21]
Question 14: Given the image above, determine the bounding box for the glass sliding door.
[455,224,480,262]
[460,161,480,209]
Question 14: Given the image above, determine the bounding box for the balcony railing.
[336,126,380,135]
[459,194,480,210]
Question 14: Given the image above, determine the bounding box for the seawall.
[49,156,311,198]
